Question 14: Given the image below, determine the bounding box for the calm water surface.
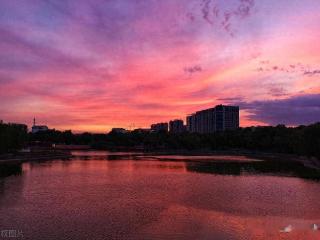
[0,151,319,240]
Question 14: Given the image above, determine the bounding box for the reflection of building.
[169,119,186,133]
[31,118,49,133]
[151,122,168,132]
[186,105,239,133]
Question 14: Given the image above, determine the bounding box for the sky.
[0,0,320,132]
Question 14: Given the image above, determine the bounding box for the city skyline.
[9,104,240,133]
[1,0,320,132]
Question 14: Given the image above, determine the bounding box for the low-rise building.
[31,118,49,133]
[169,119,186,133]
[111,128,129,134]
[151,122,168,133]
[132,128,151,133]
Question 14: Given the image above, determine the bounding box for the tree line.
[0,121,28,154]
[105,124,320,159]
[1,121,320,159]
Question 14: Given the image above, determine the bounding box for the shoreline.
[0,151,72,164]
[103,148,320,170]
[0,149,319,180]
[0,149,319,170]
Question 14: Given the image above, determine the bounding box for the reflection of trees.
[185,160,320,180]
[0,163,22,178]
[0,163,25,207]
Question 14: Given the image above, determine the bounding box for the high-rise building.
[186,105,239,133]
[150,122,168,132]
[215,105,239,131]
[169,119,186,133]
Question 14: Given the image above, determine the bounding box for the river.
[0,151,319,239]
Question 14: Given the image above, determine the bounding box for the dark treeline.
[28,130,108,150]
[28,123,320,159]
[0,122,28,154]
[106,124,320,159]
[1,121,320,159]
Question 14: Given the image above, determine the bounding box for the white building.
[31,118,49,133]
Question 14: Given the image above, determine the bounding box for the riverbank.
[0,151,72,164]
[108,148,320,170]
[0,149,319,181]
[1,148,319,176]
[71,148,320,179]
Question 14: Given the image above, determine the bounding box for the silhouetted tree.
[0,122,28,153]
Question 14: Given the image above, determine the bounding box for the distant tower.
[128,123,135,131]
[33,117,36,126]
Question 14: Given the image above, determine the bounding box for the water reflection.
[70,151,320,181]
[0,163,22,178]
[0,152,319,240]
[72,151,141,161]
[0,165,25,209]
[186,160,320,180]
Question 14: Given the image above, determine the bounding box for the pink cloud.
[1,0,320,131]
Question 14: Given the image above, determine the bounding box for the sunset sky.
[1,0,320,132]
